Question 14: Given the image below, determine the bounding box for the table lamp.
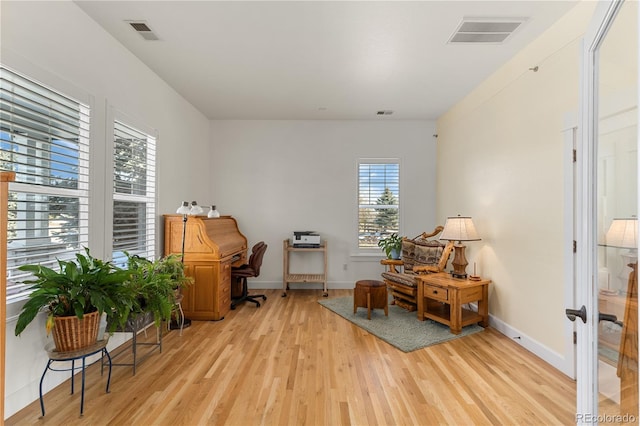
[440,215,481,279]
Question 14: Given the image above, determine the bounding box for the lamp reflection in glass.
[440,215,481,279]
[601,218,638,295]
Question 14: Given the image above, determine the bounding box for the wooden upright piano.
[164,215,247,321]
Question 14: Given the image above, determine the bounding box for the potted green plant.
[378,233,403,259]
[14,248,136,352]
[155,253,192,292]
[122,253,192,328]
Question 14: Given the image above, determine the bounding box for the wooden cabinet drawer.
[424,284,448,302]
[461,286,483,304]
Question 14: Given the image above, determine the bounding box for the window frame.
[356,158,401,254]
[1,64,91,302]
[107,108,158,266]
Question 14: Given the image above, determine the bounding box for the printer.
[291,231,321,248]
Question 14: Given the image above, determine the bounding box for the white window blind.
[358,160,400,249]
[0,65,90,301]
[112,120,156,266]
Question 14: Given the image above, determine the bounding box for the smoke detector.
[126,21,160,41]
[448,18,526,44]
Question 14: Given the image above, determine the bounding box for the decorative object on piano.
[599,217,638,295]
[377,233,403,260]
[14,248,135,352]
[208,205,220,218]
[439,215,481,279]
[291,231,321,248]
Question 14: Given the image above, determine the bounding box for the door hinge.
[573,149,577,163]
[573,240,577,253]
[573,331,577,344]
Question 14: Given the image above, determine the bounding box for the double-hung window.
[112,120,156,266]
[0,66,90,301]
[358,159,400,249]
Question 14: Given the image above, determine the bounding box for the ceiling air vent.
[448,18,526,44]
[376,110,394,116]
[127,21,159,41]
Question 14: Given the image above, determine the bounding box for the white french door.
[573,0,638,423]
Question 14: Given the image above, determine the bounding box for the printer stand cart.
[282,239,328,297]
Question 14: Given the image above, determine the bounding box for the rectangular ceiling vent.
[448,18,526,44]
[127,21,159,41]
[376,110,394,116]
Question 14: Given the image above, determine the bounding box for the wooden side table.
[353,280,388,320]
[416,273,491,334]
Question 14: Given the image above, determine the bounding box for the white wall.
[209,120,437,290]
[435,1,596,374]
[1,1,211,418]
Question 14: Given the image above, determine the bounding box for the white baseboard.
[489,312,574,378]
[247,280,354,290]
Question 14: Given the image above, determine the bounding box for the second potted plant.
[122,253,191,328]
[378,233,403,260]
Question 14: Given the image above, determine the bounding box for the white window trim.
[355,157,402,255]
[1,64,92,305]
[105,106,158,262]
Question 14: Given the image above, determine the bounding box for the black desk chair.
[231,241,268,308]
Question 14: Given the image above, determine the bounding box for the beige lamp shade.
[440,216,481,242]
[603,218,638,249]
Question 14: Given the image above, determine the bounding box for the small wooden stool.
[353,280,388,320]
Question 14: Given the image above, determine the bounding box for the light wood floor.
[7,289,576,425]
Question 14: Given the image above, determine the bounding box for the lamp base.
[450,243,469,279]
[450,271,468,279]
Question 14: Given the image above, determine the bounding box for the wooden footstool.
[353,280,388,320]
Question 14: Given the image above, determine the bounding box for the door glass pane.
[597,1,638,420]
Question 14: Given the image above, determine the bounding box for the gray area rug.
[318,296,483,352]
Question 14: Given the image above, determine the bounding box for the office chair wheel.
[261,295,267,301]
[231,303,236,310]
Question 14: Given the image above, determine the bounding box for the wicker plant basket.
[52,310,100,352]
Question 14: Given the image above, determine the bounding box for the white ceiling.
[75,1,579,120]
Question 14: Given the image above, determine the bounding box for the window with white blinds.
[358,160,400,249]
[112,120,156,266]
[0,66,90,301]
